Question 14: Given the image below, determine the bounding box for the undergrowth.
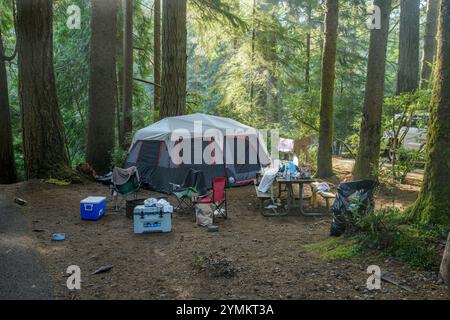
[307,207,449,270]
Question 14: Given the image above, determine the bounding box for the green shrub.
[347,207,446,270]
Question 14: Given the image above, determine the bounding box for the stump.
[439,232,450,286]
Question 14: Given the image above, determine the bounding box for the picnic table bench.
[254,180,287,217]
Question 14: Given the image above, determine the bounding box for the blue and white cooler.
[133,203,172,234]
[80,196,107,221]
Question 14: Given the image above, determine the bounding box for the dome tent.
[125,113,271,193]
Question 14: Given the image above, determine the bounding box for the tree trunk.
[122,0,133,149]
[440,232,450,286]
[421,0,440,89]
[316,0,339,178]
[250,0,257,107]
[408,0,450,225]
[87,0,118,175]
[0,33,17,184]
[16,0,71,180]
[117,0,124,147]
[153,0,161,122]
[396,0,420,95]
[160,0,186,119]
[353,0,392,180]
[305,0,312,92]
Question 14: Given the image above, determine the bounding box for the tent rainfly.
[125,113,271,193]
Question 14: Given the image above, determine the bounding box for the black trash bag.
[330,179,377,237]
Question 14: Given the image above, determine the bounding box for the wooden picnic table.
[276,177,328,216]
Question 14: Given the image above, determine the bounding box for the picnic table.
[276,177,329,216]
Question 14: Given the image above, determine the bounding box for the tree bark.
[316,0,339,178]
[250,0,257,107]
[421,0,440,89]
[87,0,118,175]
[122,0,133,149]
[305,0,312,92]
[160,0,187,119]
[408,0,450,225]
[153,0,161,122]
[440,232,450,286]
[16,0,71,180]
[396,0,420,95]
[353,0,392,180]
[0,33,17,184]
[117,0,124,148]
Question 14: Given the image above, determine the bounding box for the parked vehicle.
[383,114,428,161]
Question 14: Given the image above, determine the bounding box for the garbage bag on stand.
[330,179,377,237]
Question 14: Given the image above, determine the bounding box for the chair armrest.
[191,191,212,201]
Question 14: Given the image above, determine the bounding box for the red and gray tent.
[125,113,271,193]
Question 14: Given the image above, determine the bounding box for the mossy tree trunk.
[16,0,71,180]
[316,0,339,178]
[408,0,450,226]
[0,33,17,184]
[353,0,392,180]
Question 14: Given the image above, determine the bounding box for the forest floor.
[0,157,449,300]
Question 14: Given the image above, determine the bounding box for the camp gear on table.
[171,169,207,213]
[111,166,141,210]
[257,168,278,193]
[133,203,172,234]
[80,196,107,221]
[124,113,271,193]
[330,179,377,237]
[192,176,227,224]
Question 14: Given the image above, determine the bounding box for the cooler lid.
[81,196,106,204]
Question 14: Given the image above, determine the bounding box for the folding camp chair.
[111,166,141,211]
[170,169,207,214]
[192,176,228,223]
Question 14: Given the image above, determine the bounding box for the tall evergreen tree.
[122,0,133,149]
[408,0,450,225]
[16,0,71,179]
[160,0,187,119]
[353,0,392,180]
[316,0,339,178]
[396,0,420,94]
[86,0,118,175]
[0,32,17,184]
[154,0,161,121]
[421,0,440,88]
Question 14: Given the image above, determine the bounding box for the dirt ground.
[1,158,449,300]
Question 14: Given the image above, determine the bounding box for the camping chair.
[170,169,207,214]
[192,176,227,223]
[111,166,141,210]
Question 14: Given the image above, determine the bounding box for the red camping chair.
[192,176,227,223]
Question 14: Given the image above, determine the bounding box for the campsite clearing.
[0,158,448,300]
